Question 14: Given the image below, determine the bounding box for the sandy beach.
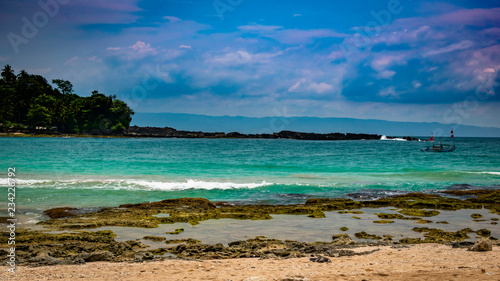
[2,244,498,281]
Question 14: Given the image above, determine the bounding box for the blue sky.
[1,0,499,128]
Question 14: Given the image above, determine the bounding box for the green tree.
[52,79,73,94]
[26,104,51,129]
[1,65,16,84]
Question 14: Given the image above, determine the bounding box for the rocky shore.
[0,126,384,140]
[0,189,498,268]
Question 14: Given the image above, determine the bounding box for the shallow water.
[1,137,499,215]
[39,208,499,248]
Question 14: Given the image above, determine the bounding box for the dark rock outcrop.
[126,126,381,140]
[468,238,493,251]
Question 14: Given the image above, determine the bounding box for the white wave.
[0,178,272,191]
[127,179,272,190]
[466,172,500,175]
[380,135,407,141]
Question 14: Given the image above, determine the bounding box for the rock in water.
[331,234,354,244]
[468,238,493,251]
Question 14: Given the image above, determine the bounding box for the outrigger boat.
[422,130,456,152]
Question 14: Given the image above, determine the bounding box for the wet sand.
[3,244,499,281]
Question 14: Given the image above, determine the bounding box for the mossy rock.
[399,238,422,244]
[436,221,449,224]
[340,227,349,231]
[373,220,394,224]
[166,228,184,235]
[331,234,354,244]
[352,216,361,220]
[376,213,405,220]
[476,229,491,237]
[412,227,472,242]
[491,218,499,221]
[338,210,364,214]
[165,238,200,245]
[354,231,382,240]
[143,236,166,242]
[307,210,326,218]
[44,207,78,219]
[398,209,440,217]
[471,213,483,219]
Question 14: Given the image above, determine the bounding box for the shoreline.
[1,190,498,269]
[2,244,499,281]
[0,126,399,140]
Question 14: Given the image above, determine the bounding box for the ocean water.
[1,137,499,215]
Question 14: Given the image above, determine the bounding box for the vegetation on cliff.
[0,65,134,134]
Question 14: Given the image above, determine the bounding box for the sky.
[1,0,499,128]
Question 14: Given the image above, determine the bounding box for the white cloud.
[106,47,121,51]
[0,56,9,62]
[293,14,302,17]
[130,41,156,55]
[179,45,192,49]
[210,50,282,65]
[377,70,396,79]
[327,51,344,60]
[483,68,495,73]
[309,82,333,93]
[378,86,399,98]
[424,40,475,57]
[237,24,283,32]
[64,56,79,65]
[163,16,181,22]
[288,78,306,92]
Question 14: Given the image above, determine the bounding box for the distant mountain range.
[131,113,500,137]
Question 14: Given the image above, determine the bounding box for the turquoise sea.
[1,137,499,219]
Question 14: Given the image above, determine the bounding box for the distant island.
[0,65,425,141]
[126,126,383,140]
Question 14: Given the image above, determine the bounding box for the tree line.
[0,65,134,134]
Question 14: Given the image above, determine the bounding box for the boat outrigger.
[422,130,456,152]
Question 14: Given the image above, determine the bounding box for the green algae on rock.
[44,207,79,219]
[477,229,491,237]
[354,231,382,240]
[338,210,364,214]
[166,228,184,235]
[398,209,440,217]
[411,227,473,242]
[143,236,166,242]
[471,213,483,218]
[331,234,354,244]
[373,220,394,224]
[340,227,349,231]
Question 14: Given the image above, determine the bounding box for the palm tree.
[1,65,16,84]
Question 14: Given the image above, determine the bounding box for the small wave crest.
[466,171,500,175]
[127,179,271,190]
[0,178,272,191]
